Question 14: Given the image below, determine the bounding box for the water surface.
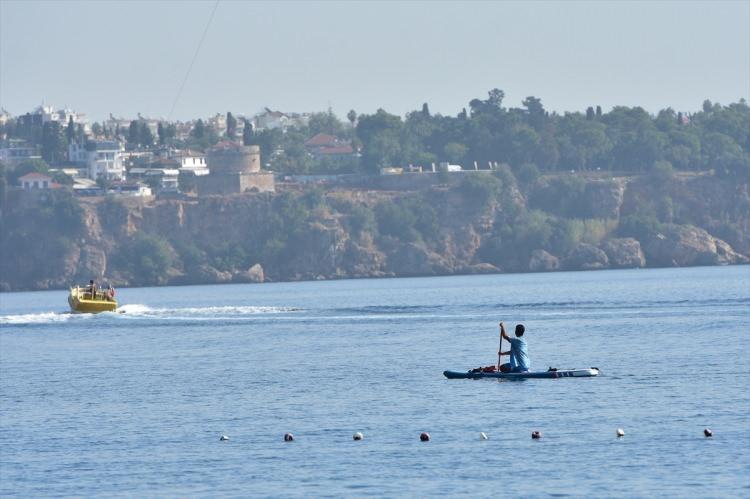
[1,266,749,497]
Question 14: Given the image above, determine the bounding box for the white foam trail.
[117,304,153,315]
[117,304,301,318]
[0,311,74,325]
[1,304,302,325]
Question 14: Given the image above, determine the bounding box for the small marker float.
[420,432,430,442]
[353,432,364,441]
[220,435,229,441]
[531,431,542,439]
[616,429,625,438]
[704,428,713,437]
[480,432,488,440]
[284,433,294,442]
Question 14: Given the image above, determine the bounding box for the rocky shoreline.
[1,173,748,292]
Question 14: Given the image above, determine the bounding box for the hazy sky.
[1,0,748,122]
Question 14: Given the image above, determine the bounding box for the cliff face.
[1,173,748,291]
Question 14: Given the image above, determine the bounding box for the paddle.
[497,322,502,370]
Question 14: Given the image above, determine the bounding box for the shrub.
[458,173,502,209]
[347,204,377,236]
[375,199,419,242]
[115,233,174,285]
[650,160,675,183]
[516,163,541,186]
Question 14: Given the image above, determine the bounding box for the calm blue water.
[1,266,749,497]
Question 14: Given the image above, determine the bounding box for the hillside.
[1,170,748,291]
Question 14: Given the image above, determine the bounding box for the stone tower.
[198,142,274,195]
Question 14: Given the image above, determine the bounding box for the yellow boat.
[68,285,118,313]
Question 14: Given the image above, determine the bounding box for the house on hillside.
[255,108,290,130]
[21,104,90,133]
[173,150,208,173]
[254,108,310,131]
[304,133,355,159]
[18,172,54,189]
[128,163,179,192]
[69,140,125,180]
[0,140,41,166]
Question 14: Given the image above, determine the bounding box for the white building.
[108,181,152,197]
[176,151,209,176]
[254,108,289,130]
[32,104,90,132]
[128,167,180,191]
[18,172,53,189]
[0,142,41,166]
[69,140,125,180]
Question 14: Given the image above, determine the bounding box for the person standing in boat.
[498,322,530,373]
[88,279,97,299]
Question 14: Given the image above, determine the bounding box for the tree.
[522,96,545,129]
[157,122,166,145]
[595,105,602,118]
[242,119,255,146]
[66,116,75,144]
[444,142,468,164]
[41,122,66,164]
[469,88,505,116]
[192,119,205,140]
[139,122,154,147]
[347,109,357,127]
[163,123,177,144]
[356,109,404,173]
[586,107,595,120]
[421,103,430,117]
[226,112,237,139]
[308,110,344,136]
[128,120,139,145]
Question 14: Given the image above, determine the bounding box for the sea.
[1,266,749,497]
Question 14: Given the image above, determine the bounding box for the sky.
[0,0,748,122]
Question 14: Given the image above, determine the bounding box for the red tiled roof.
[19,172,52,181]
[305,133,339,147]
[317,145,354,155]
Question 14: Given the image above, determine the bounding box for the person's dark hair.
[90,279,94,284]
[515,324,525,336]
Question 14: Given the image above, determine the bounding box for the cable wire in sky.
[168,0,220,120]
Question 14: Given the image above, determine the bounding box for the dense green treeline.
[3,90,747,180]
[349,91,749,178]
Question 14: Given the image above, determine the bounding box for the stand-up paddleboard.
[443,368,600,379]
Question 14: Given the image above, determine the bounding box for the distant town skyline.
[1,0,748,122]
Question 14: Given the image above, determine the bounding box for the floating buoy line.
[217,428,715,442]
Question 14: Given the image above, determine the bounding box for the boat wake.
[0,304,302,325]
[0,311,78,325]
[117,304,302,318]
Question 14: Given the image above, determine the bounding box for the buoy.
[479,432,488,440]
[220,435,229,441]
[420,432,430,442]
[284,432,294,442]
[704,428,713,437]
[531,431,542,439]
[616,428,625,438]
[353,432,364,441]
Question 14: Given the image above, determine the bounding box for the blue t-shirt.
[508,337,530,372]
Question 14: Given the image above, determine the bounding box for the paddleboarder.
[498,322,530,373]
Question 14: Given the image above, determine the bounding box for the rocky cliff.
[1,172,748,291]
